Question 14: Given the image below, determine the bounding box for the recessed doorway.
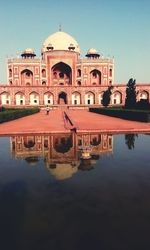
[58,92,67,104]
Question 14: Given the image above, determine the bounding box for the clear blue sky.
[0,0,150,84]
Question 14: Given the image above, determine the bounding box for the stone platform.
[0,109,150,136]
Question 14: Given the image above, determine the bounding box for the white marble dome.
[42,31,80,53]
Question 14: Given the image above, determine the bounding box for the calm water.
[0,133,150,250]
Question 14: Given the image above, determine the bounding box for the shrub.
[136,99,150,110]
[0,107,40,123]
[0,106,5,112]
[89,107,150,122]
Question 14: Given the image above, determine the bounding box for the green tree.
[102,86,113,107]
[125,78,137,108]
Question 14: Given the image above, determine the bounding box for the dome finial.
[59,23,62,31]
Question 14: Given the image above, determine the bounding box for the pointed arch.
[109,68,112,77]
[90,69,101,85]
[72,91,81,105]
[90,135,101,146]
[0,91,10,95]
[77,80,81,86]
[21,69,33,86]
[85,91,95,105]
[53,135,73,153]
[9,68,12,77]
[58,91,67,104]
[139,90,149,100]
[112,91,122,105]
[52,62,72,86]
[77,69,81,77]
[0,91,11,105]
[29,91,39,105]
[21,69,33,75]
[15,91,25,105]
[42,81,46,86]
[44,92,54,105]
[99,92,104,105]
[42,69,46,78]
[24,136,35,148]
[15,91,24,96]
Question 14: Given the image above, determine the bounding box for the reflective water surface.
[0,133,150,250]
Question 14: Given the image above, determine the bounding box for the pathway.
[0,110,68,135]
[0,109,150,135]
[66,110,150,134]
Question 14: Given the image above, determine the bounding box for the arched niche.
[77,69,81,77]
[90,135,101,146]
[139,91,149,100]
[112,91,122,105]
[90,69,101,85]
[42,69,46,78]
[15,92,25,105]
[58,92,67,105]
[29,92,39,105]
[85,92,95,105]
[72,92,81,105]
[51,62,72,86]
[44,92,54,105]
[1,92,11,105]
[99,92,104,105]
[54,135,73,153]
[21,69,33,86]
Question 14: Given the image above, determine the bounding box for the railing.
[78,58,114,63]
[7,58,42,63]
[63,111,77,132]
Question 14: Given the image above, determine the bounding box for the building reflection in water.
[10,133,113,180]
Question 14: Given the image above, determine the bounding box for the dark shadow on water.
[0,181,27,250]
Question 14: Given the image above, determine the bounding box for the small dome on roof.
[46,43,54,50]
[24,48,35,54]
[21,48,36,57]
[86,48,100,58]
[87,48,99,55]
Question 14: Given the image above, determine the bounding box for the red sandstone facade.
[0,30,150,107]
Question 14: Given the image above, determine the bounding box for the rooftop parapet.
[7,58,42,63]
[78,57,114,64]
